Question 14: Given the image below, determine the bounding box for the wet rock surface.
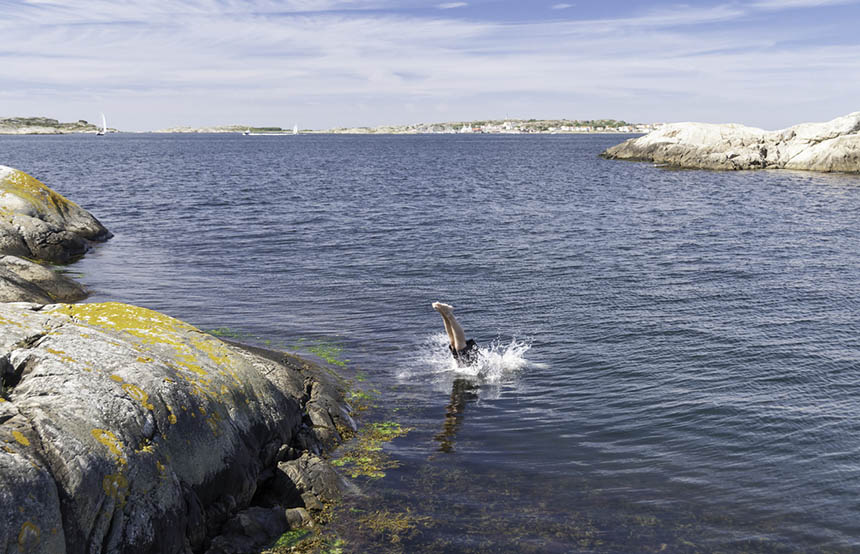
[602,112,860,172]
[0,302,352,553]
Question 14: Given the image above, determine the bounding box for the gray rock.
[601,112,860,172]
[0,165,111,263]
[0,301,350,553]
[206,507,288,554]
[300,492,324,513]
[306,375,357,451]
[284,507,313,528]
[0,255,88,303]
[0,400,67,554]
[278,452,346,504]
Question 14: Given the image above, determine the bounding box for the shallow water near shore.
[5,133,860,552]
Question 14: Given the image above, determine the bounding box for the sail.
[293,124,299,135]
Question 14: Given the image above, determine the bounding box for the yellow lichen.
[44,347,78,365]
[12,431,30,447]
[110,375,124,383]
[1,167,80,216]
[48,303,246,379]
[156,460,166,473]
[91,429,126,465]
[0,314,25,329]
[122,383,154,410]
[102,473,129,505]
[17,521,40,551]
[206,410,223,436]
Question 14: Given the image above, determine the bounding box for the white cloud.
[0,0,858,130]
[551,3,573,9]
[750,0,859,9]
[436,2,467,8]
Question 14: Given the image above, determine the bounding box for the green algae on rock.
[0,165,111,263]
[330,421,412,480]
[0,301,354,553]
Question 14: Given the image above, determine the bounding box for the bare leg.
[439,311,456,348]
[433,302,467,351]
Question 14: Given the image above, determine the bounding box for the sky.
[1,0,859,131]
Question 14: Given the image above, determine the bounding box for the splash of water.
[407,333,532,384]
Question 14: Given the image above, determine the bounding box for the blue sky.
[1,0,858,130]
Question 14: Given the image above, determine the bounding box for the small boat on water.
[293,124,299,135]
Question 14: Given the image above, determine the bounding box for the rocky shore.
[0,118,111,135]
[0,167,355,553]
[601,112,860,172]
[0,165,112,302]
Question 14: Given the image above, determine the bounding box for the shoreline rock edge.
[601,112,860,172]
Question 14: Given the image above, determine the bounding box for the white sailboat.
[293,124,299,135]
[96,113,107,136]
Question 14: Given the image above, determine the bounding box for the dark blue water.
[5,133,860,552]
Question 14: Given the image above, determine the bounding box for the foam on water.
[401,333,532,384]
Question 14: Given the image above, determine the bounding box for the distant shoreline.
[0,116,659,135]
[154,119,659,135]
[0,129,647,136]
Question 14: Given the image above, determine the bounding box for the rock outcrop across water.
[0,165,111,264]
[601,112,860,172]
[0,302,355,553]
[0,117,105,135]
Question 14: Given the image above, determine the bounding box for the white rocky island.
[602,112,860,172]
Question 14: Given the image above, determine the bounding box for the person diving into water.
[432,302,479,366]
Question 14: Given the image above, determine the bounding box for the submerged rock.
[0,255,88,303]
[0,302,351,553]
[601,112,860,172]
[0,165,111,263]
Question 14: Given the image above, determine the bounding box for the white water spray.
[402,333,532,385]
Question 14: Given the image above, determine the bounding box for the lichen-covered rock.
[602,112,860,172]
[0,255,88,303]
[0,166,111,263]
[0,399,67,554]
[0,302,350,554]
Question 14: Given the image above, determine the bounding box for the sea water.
[5,133,860,552]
